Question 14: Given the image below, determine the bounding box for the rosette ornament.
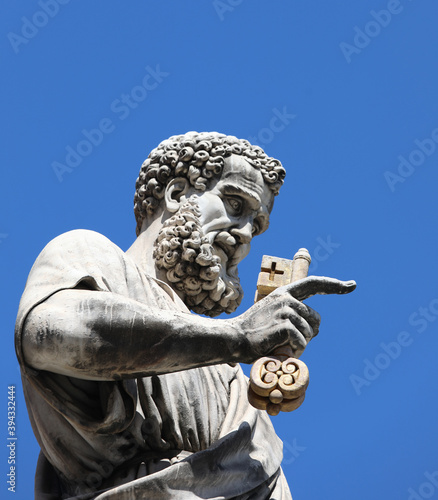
[248,346,309,416]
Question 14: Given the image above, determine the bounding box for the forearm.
[22,289,247,380]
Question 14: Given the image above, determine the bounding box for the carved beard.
[153,197,243,317]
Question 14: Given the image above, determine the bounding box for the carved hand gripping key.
[248,249,311,416]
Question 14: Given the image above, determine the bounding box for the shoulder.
[45,229,121,252]
[38,229,125,266]
[21,229,129,304]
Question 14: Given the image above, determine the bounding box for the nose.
[230,219,253,245]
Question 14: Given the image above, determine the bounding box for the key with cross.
[254,249,311,301]
[248,248,311,416]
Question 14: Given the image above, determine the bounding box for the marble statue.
[15,132,355,499]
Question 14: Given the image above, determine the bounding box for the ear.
[164,177,190,213]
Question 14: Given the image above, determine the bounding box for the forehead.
[217,155,274,211]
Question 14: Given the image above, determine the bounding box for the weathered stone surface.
[15,132,355,499]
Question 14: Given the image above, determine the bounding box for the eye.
[227,196,243,215]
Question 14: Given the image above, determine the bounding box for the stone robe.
[15,230,292,499]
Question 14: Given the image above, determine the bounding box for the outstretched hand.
[271,275,356,301]
[231,276,356,363]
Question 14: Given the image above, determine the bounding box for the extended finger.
[274,276,356,302]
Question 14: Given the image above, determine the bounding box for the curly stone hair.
[134,131,286,235]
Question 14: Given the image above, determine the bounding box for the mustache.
[213,231,237,260]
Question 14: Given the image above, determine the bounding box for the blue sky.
[2,1,438,499]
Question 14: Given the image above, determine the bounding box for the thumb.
[272,276,357,301]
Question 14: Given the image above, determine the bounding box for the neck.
[126,211,187,303]
[126,212,163,278]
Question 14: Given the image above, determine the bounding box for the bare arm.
[22,289,243,380]
[22,277,355,381]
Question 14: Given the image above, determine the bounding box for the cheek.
[196,195,230,230]
[202,216,232,234]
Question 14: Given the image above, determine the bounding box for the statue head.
[134,132,286,317]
